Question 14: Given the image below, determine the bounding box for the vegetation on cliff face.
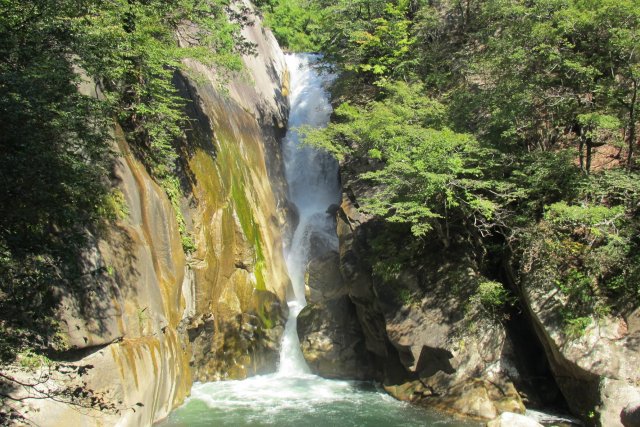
[268,0,640,333]
[0,0,250,370]
[302,81,497,239]
[256,0,320,51]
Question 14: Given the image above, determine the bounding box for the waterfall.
[278,53,339,376]
[159,53,478,427]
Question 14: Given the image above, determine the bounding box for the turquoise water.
[156,373,481,427]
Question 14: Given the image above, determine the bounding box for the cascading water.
[278,53,340,376]
[157,54,480,427]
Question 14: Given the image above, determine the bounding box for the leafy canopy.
[304,82,497,237]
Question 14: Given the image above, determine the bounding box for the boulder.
[297,296,374,379]
[487,412,543,427]
[621,401,640,427]
[515,249,640,425]
[305,250,345,304]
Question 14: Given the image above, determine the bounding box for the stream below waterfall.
[157,54,481,427]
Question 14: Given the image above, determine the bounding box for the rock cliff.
[513,239,640,427]
[298,155,640,426]
[11,5,291,426]
[298,160,525,420]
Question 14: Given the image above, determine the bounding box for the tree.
[303,82,498,245]
[311,0,416,83]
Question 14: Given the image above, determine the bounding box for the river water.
[157,54,480,427]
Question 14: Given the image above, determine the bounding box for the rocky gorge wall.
[298,164,526,420]
[512,244,640,426]
[297,156,640,427]
[10,5,292,426]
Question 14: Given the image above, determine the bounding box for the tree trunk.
[586,138,593,174]
[433,221,450,249]
[627,79,637,168]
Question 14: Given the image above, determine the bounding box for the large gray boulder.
[305,250,346,303]
[297,296,374,379]
[487,412,543,427]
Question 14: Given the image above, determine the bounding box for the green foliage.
[522,168,640,333]
[312,0,417,82]
[467,280,514,319]
[577,114,621,132]
[504,150,583,223]
[305,82,498,238]
[544,202,625,241]
[476,281,511,310]
[343,2,415,81]
[368,227,424,282]
[305,0,640,164]
[447,0,638,165]
[565,316,592,338]
[261,0,320,51]
[0,0,117,354]
[18,349,53,371]
[74,0,248,177]
[99,189,130,221]
[300,0,640,343]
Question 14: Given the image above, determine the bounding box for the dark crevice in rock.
[415,346,456,378]
[234,261,251,272]
[503,303,569,412]
[48,340,120,363]
[501,260,591,422]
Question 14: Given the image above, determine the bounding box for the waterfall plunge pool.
[156,373,481,427]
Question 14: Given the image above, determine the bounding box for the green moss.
[230,169,267,291]
[253,259,267,292]
[18,349,52,370]
[98,188,129,221]
[137,307,149,332]
[161,176,196,254]
[189,111,269,293]
[257,303,274,329]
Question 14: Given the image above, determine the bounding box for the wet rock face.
[516,247,640,426]
[306,251,345,303]
[296,245,376,379]
[297,296,375,380]
[330,166,524,420]
[188,310,285,381]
